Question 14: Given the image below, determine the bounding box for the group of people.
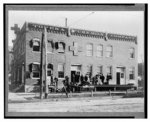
[70,72,112,86]
[46,72,112,97]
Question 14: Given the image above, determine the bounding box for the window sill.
[58,78,65,80]
[129,58,135,60]
[31,77,40,79]
[32,51,41,53]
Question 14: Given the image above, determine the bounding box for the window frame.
[129,67,135,80]
[129,47,135,59]
[106,66,113,78]
[96,44,103,57]
[97,65,103,74]
[86,65,92,76]
[32,38,41,52]
[106,45,113,57]
[47,39,54,53]
[58,42,65,53]
[58,63,64,78]
[86,43,93,57]
[31,62,40,79]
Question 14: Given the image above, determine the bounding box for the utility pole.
[44,27,48,99]
[40,28,44,99]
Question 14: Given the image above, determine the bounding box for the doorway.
[116,67,126,85]
[71,65,81,83]
[116,72,120,85]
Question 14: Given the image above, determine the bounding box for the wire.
[68,12,95,27]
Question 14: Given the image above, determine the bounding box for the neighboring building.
[8,46,13,85]
[11,22,138,92]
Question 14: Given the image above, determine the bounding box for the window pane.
[129,67,134,80]
[86,65,92,76]
[58,71,64,78]
[58,64,64,78]
[97,45,103,57]
[106,45,112,57]
[107,66,112,74]
[58,64,64,71]
[33,41,40,46]
[97,66,103,74]
[33,46,40,51]
[130,48,134,58]
[32,64,40,71]
[58,43,64,53]
[33,71,40,78]
[47,41,53,52]
[47,70,51,76]
[86,44,93,56]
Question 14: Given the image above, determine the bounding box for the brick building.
[11,22,138,92]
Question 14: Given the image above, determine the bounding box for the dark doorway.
[71,71,76,83]
[116,72,120,85]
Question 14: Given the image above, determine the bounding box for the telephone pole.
[40,28,44,99]
[44,27,48,99]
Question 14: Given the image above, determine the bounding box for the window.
[31,63,40,78]
[86,65,92,76]
[58,42,65,53]
[86,44,93,56]
[97,66,103,74]
[107,66,112,75]
[129,67,135,80]
[106,45,113,57]
[97,45,103,57]
[47,40,54,53]
[129,48,135,58]
[47,63,53,76]
[58,64,64,78]
[33,38,40,52]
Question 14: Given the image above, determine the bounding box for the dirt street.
[8,97,144,112]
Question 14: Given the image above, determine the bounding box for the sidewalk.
[8,91,127,103]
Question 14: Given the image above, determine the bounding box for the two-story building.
[11,22,138,92]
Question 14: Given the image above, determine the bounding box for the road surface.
[8,97,144,112]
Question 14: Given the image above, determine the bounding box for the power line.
[68,12,95,27]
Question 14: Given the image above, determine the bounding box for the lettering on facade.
[27,23,137,44]
[28,23,68,34]
[70,29,105,38]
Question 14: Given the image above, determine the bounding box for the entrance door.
[116,72,120,85]
[116,67,126,85]
[71,71,76,83]
[71,65,81,83]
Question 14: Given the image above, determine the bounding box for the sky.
[8,11,144,63]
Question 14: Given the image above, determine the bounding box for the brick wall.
[24,24,138,92]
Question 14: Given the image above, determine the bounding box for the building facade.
[11,22,138,92]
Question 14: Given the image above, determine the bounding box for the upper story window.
[129,47,135,59]
[47,40,54,53]
[55,42,65,53]
[86,43,93,56]
[97,44,103,57]
[58,64,64,78]
[106,45,113,57]
[32,38,40,52]
[129,67,135,80]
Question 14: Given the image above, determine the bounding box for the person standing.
[100,74,105,85]
[62,76,70,98]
